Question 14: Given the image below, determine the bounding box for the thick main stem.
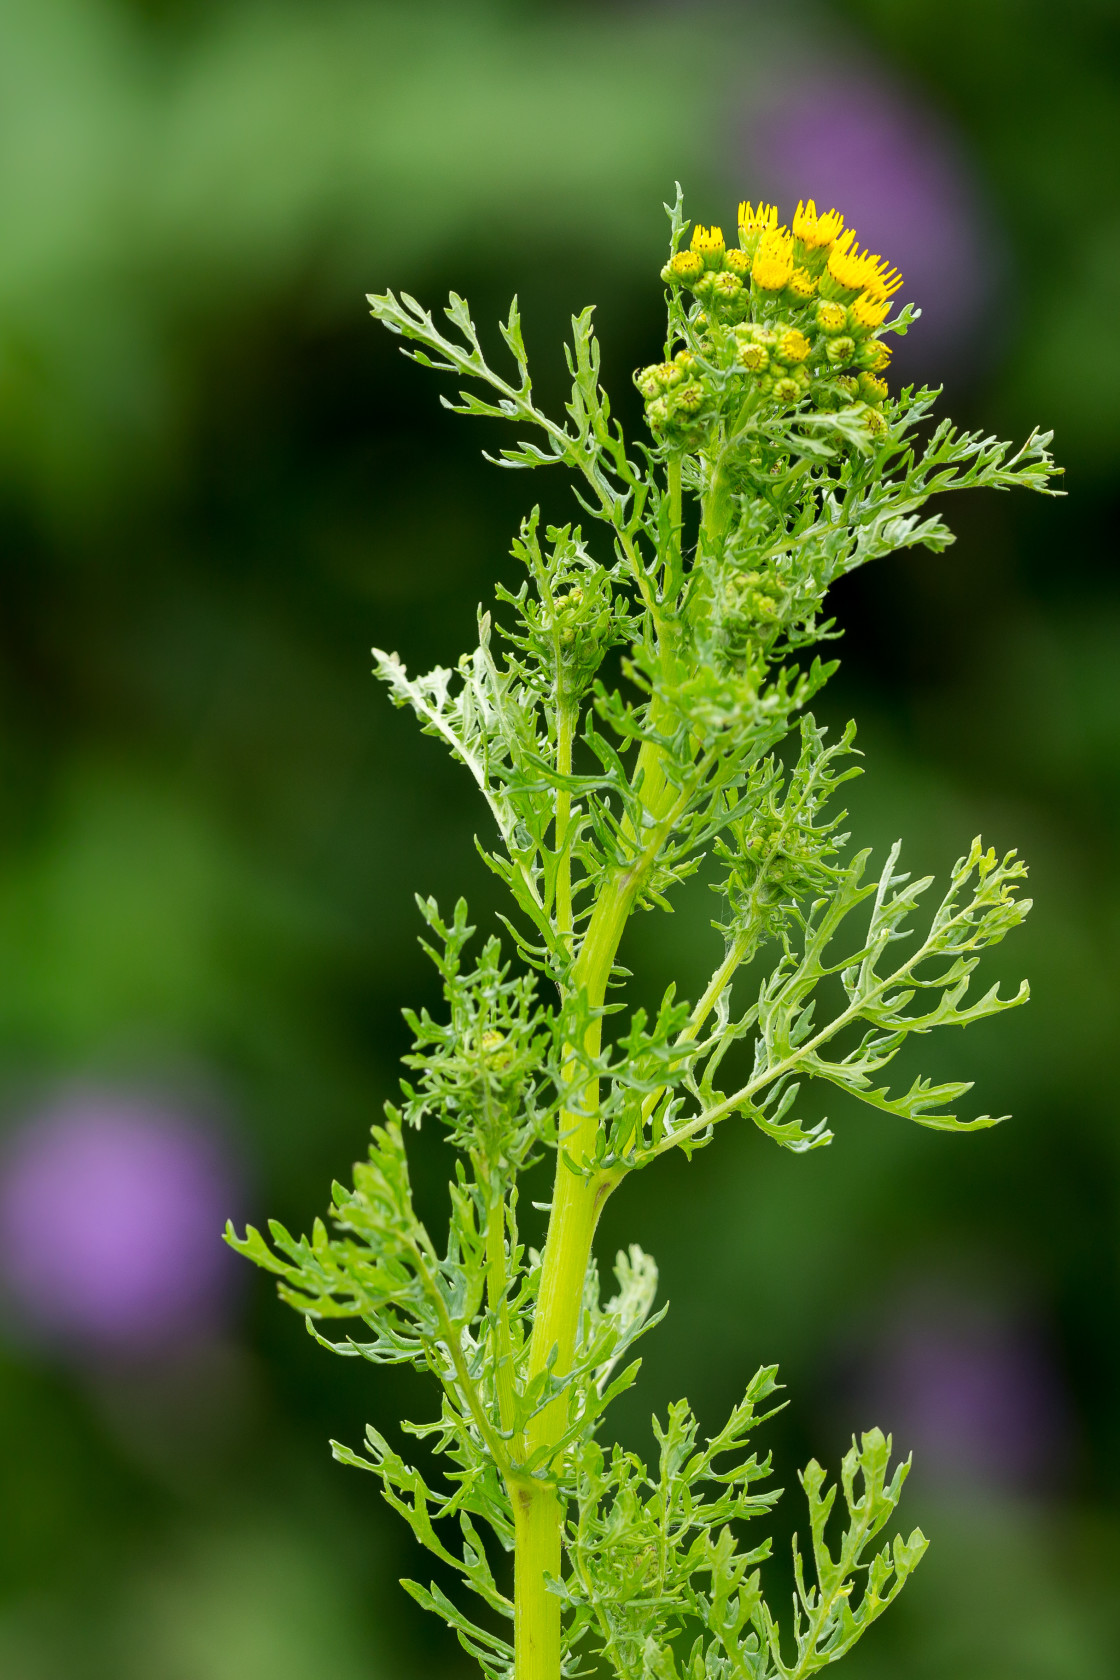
[514,1482,563,1680]
[514,823,671,1679]
[555,699,576,946]
[513,492,691,1677]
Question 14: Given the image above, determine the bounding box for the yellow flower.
[752,228,795,292]
[787,267,818,301]
[826,231,903,300]
[792,199,845,250]
[850,291,891,331]
[738,201,779,240]
[776,328,811,364]
[670,250,705,282]
[691,224,726,266]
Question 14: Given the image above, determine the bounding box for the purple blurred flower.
[859,1295,1069,1492]
[0,1090,239,1357]
[745,69,1002,370]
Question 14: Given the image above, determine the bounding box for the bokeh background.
[0,0,1118,1674]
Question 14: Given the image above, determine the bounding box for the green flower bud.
[825,335,856,366]
[737,342,769,373]
[772,376,801,404]
[673,380,705,416]
[855,338,892,373]
[710,271,744,305]
[815,300,849,335]
[635,362,681,399]
[668,250,705,284]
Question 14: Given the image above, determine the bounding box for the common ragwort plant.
[229,193,1059,1680]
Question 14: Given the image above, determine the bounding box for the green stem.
[513,643,700,1677]
[555,699,576,948]
[666,453,683,599]
[515,865,645,1680]
[514,1482,562,1680]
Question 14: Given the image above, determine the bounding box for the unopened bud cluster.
[640,199,903,443]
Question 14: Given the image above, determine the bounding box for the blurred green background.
[0,0,1118,1675]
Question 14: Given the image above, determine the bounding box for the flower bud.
[710,271,744,306]
[855,338,892,373]
[825,335,856,366]
[737,341,769,373]
[815,300,848,335]
[834,374,860,399]
[669,250,705,284]
[674,349,697,374]
[786,267,818,304]
[772,376,801,404]
[858,372,889,405]
[724,248,751,278]
[645,396,670,430]
[673,381,705,416]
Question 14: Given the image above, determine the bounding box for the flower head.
[752,228,795,292]
[850,291,892,331]
[669,250,705,283]
[792,199,845,250]
[816,299,849,334]
[826,230,903,300]
[737,201,780,256]
[690,225,726,268]
[856,338,893,373]
[776,328,811,364]
[787,267,818,302]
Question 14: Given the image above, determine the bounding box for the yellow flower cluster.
[647,195,906,438]
[665,198,903,323]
